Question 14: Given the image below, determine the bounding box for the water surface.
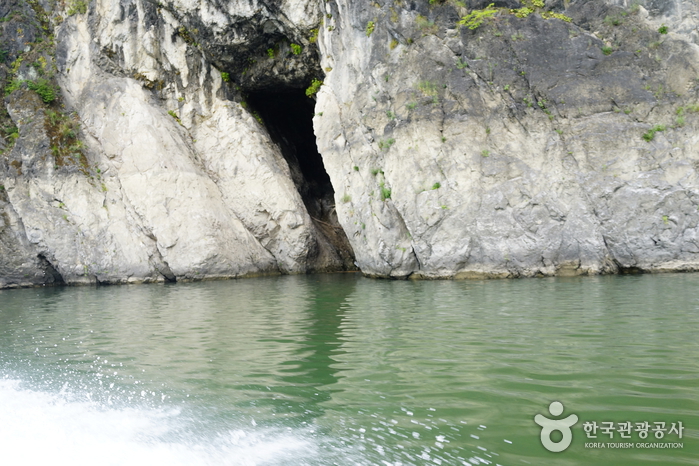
[0,273,697,465]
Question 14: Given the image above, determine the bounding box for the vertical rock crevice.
[245,89,356,271]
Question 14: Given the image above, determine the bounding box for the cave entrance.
[245,89,356,271]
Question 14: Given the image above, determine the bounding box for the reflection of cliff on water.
[245,273,356,427]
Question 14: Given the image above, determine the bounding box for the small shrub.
[481,149,490,157]
[168,110,182,125]
[541,11,572,22]
[305,78,323,97]
[5,79,23,95]
[267,48,275,58]
[308,29,319,43]
[380,184,392,201]
[601,45,613,55]
[386,110,395,119]
[389,39,399,49]
[220,72,230,82]
[417,80,438,97]
[378,138,395,150]
[353,166,359,171]
[406,101,417,110]
[658,24,668,34]
[642,124,665,141]
[432,182,441,190]
[604,15,622,26]
[458,3,498,30]
[511,6,534,18]
[67,0,88,15]
[416,15,437,33]
[366,21,375,37]
[27,79,56,103]
[290,43,302,55]
[60,121,77,139]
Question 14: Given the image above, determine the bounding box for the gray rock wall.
[2,0,699,286]
[315,0,699,278]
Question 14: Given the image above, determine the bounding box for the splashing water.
[0,379,316,466]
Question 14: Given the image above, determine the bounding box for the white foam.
[0,379,314,466]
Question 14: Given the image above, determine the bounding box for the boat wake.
[0,379,317,466]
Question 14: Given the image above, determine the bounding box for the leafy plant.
[416,14,437,33]
[541,11,572,22]
[309,29,319,43]
[458,3,498,30]
[366,21,375,37]
[389,39,399,49]
[604,15,623,26]
[27,79,55,103]
[67,0,88,15]
[168,110,181,125]
[341,194,352,203]
[417,80,438,97]
[481,149,490,157]
[380,183,392,201]
[378,138,395,150]
[432,182,441,190]
[290,43,302,55]
[658,24,668,34]
[220,72,230,82]
[386,110,395,119]
[642,124,666,141]
[305,78,323,97]
[5,79,23,95]
[267,48,275,58]
[601,45,613,55]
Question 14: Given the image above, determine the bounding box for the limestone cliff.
[2,0,699,286]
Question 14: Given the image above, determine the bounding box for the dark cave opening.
[245,89,356,271]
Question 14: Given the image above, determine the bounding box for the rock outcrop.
[316,0,699,278]
[2,0,699,286]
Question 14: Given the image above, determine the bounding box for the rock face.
[315,0,699,278]
[1,0,354,287]
[1,0,699,286]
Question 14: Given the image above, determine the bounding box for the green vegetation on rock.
[458,3,498,30]
[642,124,665,142]
[305,78,323,97]
[366,21,375,37]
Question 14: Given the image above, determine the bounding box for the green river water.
[0,273,697,465]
